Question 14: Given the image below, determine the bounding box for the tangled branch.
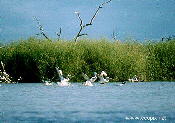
[74,0,112,42]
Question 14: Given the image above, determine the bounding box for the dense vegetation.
[0,38,175,82]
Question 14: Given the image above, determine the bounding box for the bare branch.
[112,29,118,40]
[161,35,175,41]
[74,0,112,42]
[33,16,51,41]
[79,33,88,37]
[89,0,112,25]
[74,12,84,41]
[76,12,83,27]
[112,31,116,40]
[56,27,62,41]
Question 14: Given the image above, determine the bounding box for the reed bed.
[0,38,174,82]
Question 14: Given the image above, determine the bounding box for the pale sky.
[0,0,175,42]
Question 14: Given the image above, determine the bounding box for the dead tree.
[56,27,62,41]
[33,16,52,41]
[74,0,112,42]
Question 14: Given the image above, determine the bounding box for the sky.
[0,0,175,43]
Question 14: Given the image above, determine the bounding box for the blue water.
[1,0,175,42]
[0,82,175,122]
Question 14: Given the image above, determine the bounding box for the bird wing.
[55,67,64,80]
[55,67,60,73]
[101,71,107,76]
[82,73,89,80]
[105,77,110,82]
[1,61,5,71]
[90,76,97,82]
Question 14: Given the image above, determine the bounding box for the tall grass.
[145,40,175,81]
[0,37,174,82]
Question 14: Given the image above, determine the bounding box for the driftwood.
[74,0,112,42]
[33,16,52,41]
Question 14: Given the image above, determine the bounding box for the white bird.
[117,81,126,86]
[82,72,97,86]
[17,76,22,81]
[74,11,80,14]
[0,62,12,83]
[0,70,12,83]
[98,71,110,84]
[55,67,71,86]
[42,77,53,86]
[128,75,139,82]
[44,80,53,86]
[100,71,108,77]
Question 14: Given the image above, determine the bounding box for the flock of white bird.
[0,61,12,84]
[0,60,139,87]
[43,67,141,87]
[44,67,111,87]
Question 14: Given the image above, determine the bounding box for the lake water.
[0,82,175,122]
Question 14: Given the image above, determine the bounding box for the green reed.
[0,37,174,82]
